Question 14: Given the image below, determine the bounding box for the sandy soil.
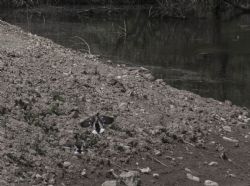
[0,20,250,186]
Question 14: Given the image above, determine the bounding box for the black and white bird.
[80,113,114,134]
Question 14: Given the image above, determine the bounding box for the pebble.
[228,173,236,178]
[208,161,218,166]
[120,171,141,186]
[222,126,232,132]
[63,161,71,168]
[220,117,226,122]
[102,180,117,186]
[140,167,151,174]
[222,136,239,143]
[81,169,87,176]
[186,173,200,182]
[204,180,219,186]
[153,173,159,179]
[154,149,161,156]
[177,157,183,160]
[184,168,192,173]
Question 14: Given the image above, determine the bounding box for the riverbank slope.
[0,20,250,185]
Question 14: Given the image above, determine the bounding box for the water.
[1,6,250,108]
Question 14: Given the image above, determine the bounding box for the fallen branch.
[72,36,91,55]
[147,154,168,168]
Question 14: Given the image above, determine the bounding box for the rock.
[177,157,183,160]
[153,173,159,179]
[140,167,151,174]
[222,126,232,132]
[35,174,43,183]
[228,173,236,177]
[204,180,219,186]
[81,169,87,176]
[63,161,71,168]
[220,117,226,122]
[155,79,164,84]
[142,73,155,81]
[208,161,218,166]
[184,168,192,173]
[154,149,161,156]
[102,180,118,186]
[222,136,239,143]
[186,173,200,182]
[120,171,141,186]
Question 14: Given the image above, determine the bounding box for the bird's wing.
[98,115,114,125]
[80,115,95,128]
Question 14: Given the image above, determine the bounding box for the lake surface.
[1,6,250,108]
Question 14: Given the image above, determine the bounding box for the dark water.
[1,6,250,108]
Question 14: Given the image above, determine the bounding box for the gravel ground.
[0,20,250,186]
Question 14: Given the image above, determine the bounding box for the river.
[1,6,250,108]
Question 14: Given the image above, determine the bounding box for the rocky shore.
[0,20,250,186]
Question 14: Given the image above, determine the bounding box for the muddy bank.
[0,20,250,186]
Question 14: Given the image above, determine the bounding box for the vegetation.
[0,0,156,8]
[1,0,250,18]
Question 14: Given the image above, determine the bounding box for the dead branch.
[73,36,91,55]
[147,154,168,168]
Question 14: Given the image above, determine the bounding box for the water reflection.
[1,7,250,108]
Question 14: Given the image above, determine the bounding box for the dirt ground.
[0,19,250,186]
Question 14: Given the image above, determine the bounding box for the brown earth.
[0,19,250,186]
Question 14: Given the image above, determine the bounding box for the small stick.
[148,155,168,168]
[183,140,195,147]
[73,36,92,55]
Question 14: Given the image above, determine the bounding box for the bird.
[80,113,114,134]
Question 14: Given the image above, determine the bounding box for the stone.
[154,149,161,156]
[63,161,71,168]
[120,171,141,186]
[222,136,239,143]
[140,167,151,174]
[81,169,87,176]
[102,180,118,186]
[228,173,236,177]
[222,126,232,132]
[204,180,219,186]
[186,173,200,182]
[208,161,218,166]
[184,168,192,172]
[143,73,155,81]
[153,173,159,179]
